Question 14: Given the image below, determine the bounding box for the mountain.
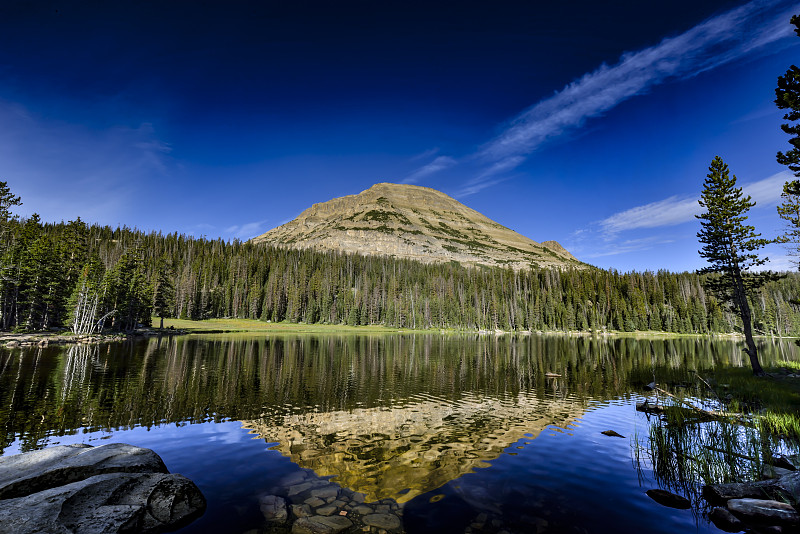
[252,183,580,269]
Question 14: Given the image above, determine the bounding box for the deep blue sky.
[2,0,799,271]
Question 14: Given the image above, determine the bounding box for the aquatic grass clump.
[638,400,765,492]
[713,369,800,415]
[635,368,800,513]
[758,411,800,445]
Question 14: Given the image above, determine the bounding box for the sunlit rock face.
[241,391,584,503]
[252,183,580,270]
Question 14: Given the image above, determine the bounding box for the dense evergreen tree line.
[3,208,800,336]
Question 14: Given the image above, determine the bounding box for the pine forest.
[4,210,800,337]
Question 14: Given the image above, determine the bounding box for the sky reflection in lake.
[1,334,797,533]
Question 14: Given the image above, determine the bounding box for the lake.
[1,333,797,533]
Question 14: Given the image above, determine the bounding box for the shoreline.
[1,317,797,348]
[0,329,188,349]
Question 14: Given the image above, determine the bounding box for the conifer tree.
[0,182,22,328]
[152,256,175,329]
[775,15,800,178]
[776,16,800,266]
[697,156,769,375]
[777,180,800,266]
[0,181,22,229]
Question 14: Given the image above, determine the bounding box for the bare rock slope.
[252,183,579,270]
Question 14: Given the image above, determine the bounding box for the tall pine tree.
[152,255,175,329]
[776,15,800,267]
[777,180,800,267]
[776,15,800,178]
[697,156,769,375]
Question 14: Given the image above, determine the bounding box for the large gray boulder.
[0,443,205,534]
[0,443,168,500]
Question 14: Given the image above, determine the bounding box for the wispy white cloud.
[482,0,795,161]
[401,155,457,184]
[189,223,216,232]
[453,157,522,197]
[454,176,510,199]
[742,170,792,206]
[478,156,524,179]
[597,170,791,236]
[458,0,798,196]
[131,123,173,175]
[599,196,699,235]
[0,100,175,224]
[410,147,440,161]
[224,220,269,240]
[760,254,796,272]
[580,236,676,258]
[571,170,792,262]
[730,106,783,125]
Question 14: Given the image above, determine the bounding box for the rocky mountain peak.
[252,183,579,270]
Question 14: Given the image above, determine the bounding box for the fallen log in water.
[635,400,717,424]
[636,384,744,425]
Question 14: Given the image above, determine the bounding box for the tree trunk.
[734,268,764,376]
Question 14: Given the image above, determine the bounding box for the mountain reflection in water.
[1,333,798,533]
[243,389,582,502]
[1,333,791,454]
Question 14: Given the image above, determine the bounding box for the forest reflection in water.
[1,333,798,531]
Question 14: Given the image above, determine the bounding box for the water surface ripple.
[0,333,796,533]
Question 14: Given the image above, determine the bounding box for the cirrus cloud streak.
[598,170,791,235]
[461,0,798,194]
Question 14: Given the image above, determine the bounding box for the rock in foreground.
[703,470,800,532]
[0,443,205,534]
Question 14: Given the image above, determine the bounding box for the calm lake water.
[1,334,798,533]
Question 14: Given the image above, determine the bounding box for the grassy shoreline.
[3,315,799,340]
[158,317,429,334]
[158,317,800,340]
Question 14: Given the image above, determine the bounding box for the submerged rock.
[260,494,288,523]
[292,503,314,518]
[770,455,797,472]
[316,504,338,516]
[309,485,339,501]
[291,514,353,534]
[762,465,794,480]
[645,488,691,509]
[351,504,374,515]
[727,498,800,526]
[363,512,402,530]
[0,443,205,534]
[708,507,743,532]
[268,469,411,533]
